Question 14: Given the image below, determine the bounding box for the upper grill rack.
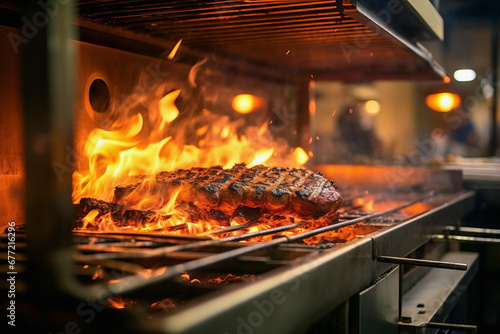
[77,0,446,80]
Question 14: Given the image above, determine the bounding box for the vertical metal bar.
[22,0,78,296]
[489,2,499,156]
[399,265,403,321]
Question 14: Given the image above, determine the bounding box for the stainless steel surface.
[399,251,479,333]
[157,237,377,334]
[347,0,445,79]
[117,191,470,334]
[371,191,475,258]
[359,266,399,334]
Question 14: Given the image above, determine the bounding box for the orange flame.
[73,54,311,236]
[108,297,136,309]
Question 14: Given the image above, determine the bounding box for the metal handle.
[377,255,467,271]
[434,234,500,244]
[426,321,477,333]
[432,226,500,244]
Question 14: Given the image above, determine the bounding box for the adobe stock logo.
[7,0,71,54]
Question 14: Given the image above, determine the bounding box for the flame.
[158,89,180,127]
[292,147,309,165]
[247,148,274,167]
[92,265,103,280]
[108,297,136,309]
[167,39,182,60]
[73,58,312,236]
[82,209,100,229]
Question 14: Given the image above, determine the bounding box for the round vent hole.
[89,78,110,113]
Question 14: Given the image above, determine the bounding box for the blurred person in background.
[331,105,381,163]
[446,107,479,157]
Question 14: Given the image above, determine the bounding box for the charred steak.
[114,164,342,219]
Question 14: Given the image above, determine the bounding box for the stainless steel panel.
[371,191,475,258]
[399,251,479,333]
[359,266,399,334]
[157,237,381,334]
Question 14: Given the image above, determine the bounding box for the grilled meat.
[114,164,342,219]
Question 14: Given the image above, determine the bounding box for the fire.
[108,297,136,309]
[292,147,309,166]
[73,46,309,236]
[167,39,182,60]
[181,272,256,284]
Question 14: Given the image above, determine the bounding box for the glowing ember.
[91,265,104,280]
[181,272,257,284]
[108,297,136,309]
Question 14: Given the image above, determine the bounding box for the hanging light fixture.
[453,69,476,82]
[425,92,461,112]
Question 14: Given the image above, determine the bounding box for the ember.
[181,272,257,285]
[108,297,136,309]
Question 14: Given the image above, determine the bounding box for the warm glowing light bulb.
[365,100,380,114]
[425,92,461,112]
[232,94,263,114]
[439,94,453,109]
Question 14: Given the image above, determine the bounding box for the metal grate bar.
[91,191,436,297]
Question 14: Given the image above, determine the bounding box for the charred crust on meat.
[112,164,342,221]
[270,187,291,198]
[202,184,222,195]
[296,188,312,199]
[229,182,244,191]
[252,185,266,195]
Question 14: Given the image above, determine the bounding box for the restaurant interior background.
[310,0,499,165]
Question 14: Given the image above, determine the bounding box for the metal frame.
[15,1,479,333]
[140,192,474,334]
[21,0,81,298]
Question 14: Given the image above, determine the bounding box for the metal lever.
[378,255,469,322]
[400,321,478,334]
[432,226,500,244]
[425,321,477,333]
[376,255,468,271]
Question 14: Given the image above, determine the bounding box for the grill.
[7,179,477,333]
[0,1,496,333]
[77,0,445,80]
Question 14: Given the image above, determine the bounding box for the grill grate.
[1,188,475,333]
[77,0,444,79]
